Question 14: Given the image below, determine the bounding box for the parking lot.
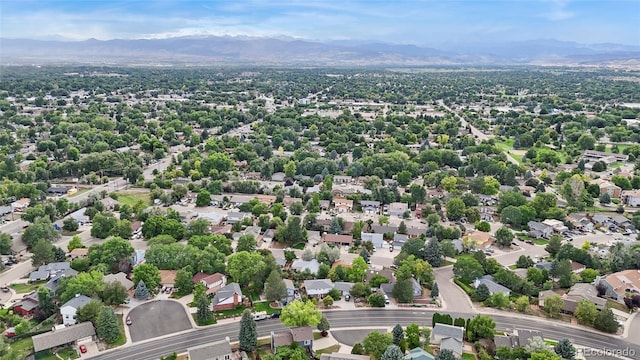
[127,300,192,342]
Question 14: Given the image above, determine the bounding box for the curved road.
[88,309,639,360]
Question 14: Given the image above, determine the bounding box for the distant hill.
[1,36,639,66]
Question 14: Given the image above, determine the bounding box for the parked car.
[270,312,280,319]
[1,286,9,293]
[126,316,132,325]
[79,344,87,354]
[345,294,351,301]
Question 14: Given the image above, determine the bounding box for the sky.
[1,0,639,46]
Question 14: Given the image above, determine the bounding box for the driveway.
[127,300,192,342]
[331,329,388,346]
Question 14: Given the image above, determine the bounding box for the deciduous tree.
[280,300,322,327]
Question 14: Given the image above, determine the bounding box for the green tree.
[593,307,619,333]
[352,343,365,355]
[392,324,404,346]
[516,255,534,269]
[453,257,484,283]
[280,300,322,326]
[0,232,12,255]
[37,287,55,317]
[495,227,514,248]
[31,239,54,267]
[381,345,404,360]
[97,306,121,344]
[76,300,104,326]
[227,251,266,287]
[466,314,496,341]
[239,309,258,352]
[530,350,562,360]
[133,263,162,294]
[237,234,257,253]
[405,323,421,349]
[475,221,491,232]
[88,236,134,273]
[368,293,386,307]
[434,349,457,360]
[546,235,562,258]
[135,279,151,300]
[393,278,415,303]
[424,237,443,267]
[102,281,128,306]
[196,292,212,324]
[275,216,307,246]
[175,268,194,295]
[396,171,412,187]
[284,161,297,178]
[473,283,490,302]
[290,201,304,216]
[515,296,530,313]
[91,212,119,238]
[59,271,104,304]
[264,270,287,303]
[580,268,599,283]
[544,294,564,318]
[63,217,79,232]
[362,331,393,360]
[554,338,576,359]
[67,235,83,252]
[445,198,466,221]
[349,256,368,282]
[196,189,211,207]
[431,282,439,298]
[317,314,331,336]
[22,217,60,247]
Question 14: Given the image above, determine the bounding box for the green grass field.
[115,191,151,207]
[254,301,279,314]
[11,281,44,294]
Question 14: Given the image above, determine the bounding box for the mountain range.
[1,36,639,66]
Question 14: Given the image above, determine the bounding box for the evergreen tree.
[351,343,365,355]
[96,306,121,344]
[381,345,404,360]
[239,309,258,352]
[473,284,490,302]
[431,282,439,298]
[392,324,404,346]
[424,238,442,267]
[434,349,457,360]
[317,314,331,336]
[593,308,619,333]
[135,279,150,300]
[554,338,576,359]
[264,270,287,303]
[196,293,212,324]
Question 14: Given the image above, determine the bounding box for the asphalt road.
[87,309,640,360]
[128,300,193,342]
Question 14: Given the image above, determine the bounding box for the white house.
[622,190,640,207]
[303,279,334,297]
[60,295,93,326]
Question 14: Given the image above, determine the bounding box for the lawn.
[454,279,475,296]
[533,239,549,246]
[606,300,628,312]
[462,354,477,360]
[8,337,34,359]
[215,307,246,319]
[192,313,217,326]
[254,301,279,314]
[544,339,558,346]
[68,188,90,198]
[11,281,45,294]
[35,347,79,360]
[115,191,151,207]
[292,242,306,250]
[440,260,454,267]
[494,139,523,164]
[315,345,341,356]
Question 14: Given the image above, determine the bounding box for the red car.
[79,344,87,354]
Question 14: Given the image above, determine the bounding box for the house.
[592,179,622,199]
[132,250,145,267]
[48,186,71,195]
[407,227,427,239]
[610,214,633,230]
[333,198,354,213]
[100,197,119,211]
[11,198,30,212]
[291,259,321,275]
[537,290,557,308]
[272,172,286,182]
[68,207,90,225]
[12,292,39,317]
[410,278,423,298]
[188,339,233,360]
[591,214,611,226]
[193,272,227,295]
[67,248,89,260]
[303,279,334,297]
[392,233,409,251]
[527,221,553,239]
[541,219,568,233]
[388,202,409,217]
[261,229,275,243]
[319,200,331,210]
[334,175,353,184]
[270,326,314,351]
[595,269,640,301]
[563,283,607,311]
[32,322,95,353]
[622,190,640,207]
[514,329,544,348]
[159,270,178,289]
[431,324,464,358]
[226,212,249,224]
[371,224,398,234]
[360,200,380,215]
[583,150,628,162]
[282,279,297,303]
[282,197,302,207]
[60,294,93,325]
[29,262,74,282]
[0,205,11,216]
[473,275,512,296]
[212,283,243,311]
[361,233,384,248]
[103,272,134,291]
[333,282,354,296]
[307,230,322,246]
[465,231,493,249]
[323,234,353,246]
[256,195,277,206]
[404,348,435,360]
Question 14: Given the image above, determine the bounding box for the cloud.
[544,0,575,21]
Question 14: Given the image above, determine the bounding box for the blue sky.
[1,0,638,45]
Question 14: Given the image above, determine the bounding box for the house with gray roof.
[212,283,243,311]
[371,224,398,234]
[291,259,320,275]
[103,272,134,291]
[68,207,90,225]
[360,200,381,215]
[303,279,334,297]
[333,282,354,296]
[473,275,512,296]
[32,322,95,353]
[392,233,409,251]
[431,324,464,357]
[29,262,75,282]
[226,212,249,224]
[271,326,313,351]
[188,339,232,360]
[527,221,553,239]
[361,232,384,248]
[60,295,93,325]
[515,329,544,348]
